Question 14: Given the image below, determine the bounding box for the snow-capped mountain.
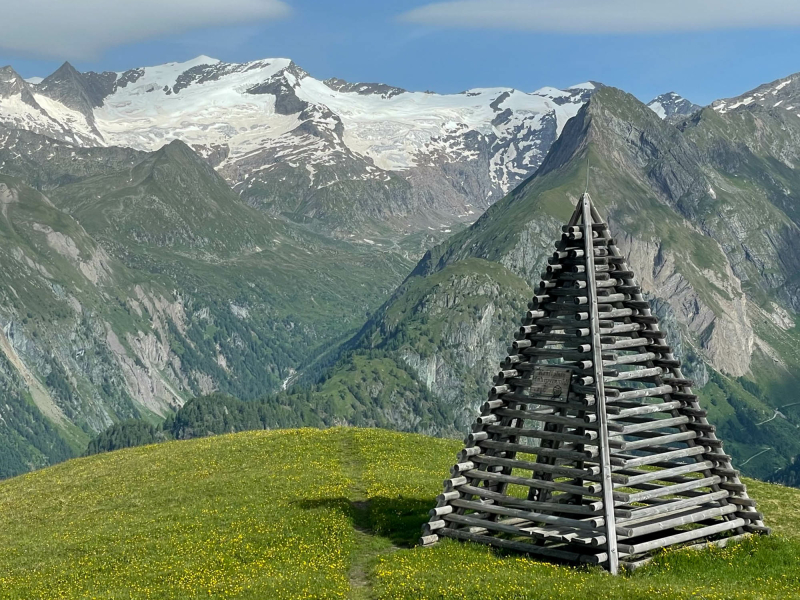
[647,92,702,123]
[712,72,800,116]
[1,56,597,236]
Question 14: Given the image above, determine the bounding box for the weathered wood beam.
[616,518,745,556]
[438,527,606,564]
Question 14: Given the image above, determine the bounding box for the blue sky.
[2,0,800,105]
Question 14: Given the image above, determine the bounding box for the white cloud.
[399,0,800,33]
[0,0,291,60]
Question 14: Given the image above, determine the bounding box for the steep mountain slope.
[336,87,800,479]
[0,428,797,599]
[0,136,413,478]
[1,56,596,238]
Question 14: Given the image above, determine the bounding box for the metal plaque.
[530,366,572,399]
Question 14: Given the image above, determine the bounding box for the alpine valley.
[2,55,800,485]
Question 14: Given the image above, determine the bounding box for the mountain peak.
[534,86,704,198]
[167,55,221,71]
[55,61,79,75]
[0,65,25,90]
[0,64,21,78]
[647,92,702,122]
[151,138,207,167]
[568,82,599,91]
[38,60,98,111]
[40,61,84,89]
[0,65,41,109]
[191,55,219,65]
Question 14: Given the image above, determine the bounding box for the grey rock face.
[36,62,104,136]
[323,77,406,99]
[0,66,38,107]
[247,75,309,114]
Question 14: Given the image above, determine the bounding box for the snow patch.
[649,102,666,119]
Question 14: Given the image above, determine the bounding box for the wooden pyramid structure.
[420,194,768,573]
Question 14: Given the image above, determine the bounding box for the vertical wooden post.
[582,193,619,574]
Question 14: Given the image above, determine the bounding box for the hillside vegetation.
[84,377,456,457]
[1,428,798,599]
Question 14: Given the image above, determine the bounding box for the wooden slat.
[617,476,723,504]
[457,484,604,515]
[443,513,594,546]
[617,519,745,556]
[582,193,620,575]
[604,352,657,366]
[605,367,663,382]
[613,461,715,487]
[609,429,699,451]
[471,454,600,480]
[611,415,690,435]
[612,385,675,402]
[619,504,738,539]
[449,498,604,532]
[465,469,603,497]
[612,446,707,469]
[622,534,749,570]
[609,401,681,420]
[615,490,731,521]
[483,423,599,445]
[480,439,599,461]
[438,527,605,564]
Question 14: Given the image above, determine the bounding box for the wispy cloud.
[0,0,291,60]
[398,0,800,33]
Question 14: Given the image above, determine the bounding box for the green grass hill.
[0,428,798,600]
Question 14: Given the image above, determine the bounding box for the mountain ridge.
[1,55,598,238]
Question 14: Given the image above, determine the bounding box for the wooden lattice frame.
[421,194,768,573]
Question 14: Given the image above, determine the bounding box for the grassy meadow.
[0,428,798,599]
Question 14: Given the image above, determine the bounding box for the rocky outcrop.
[615,230,753,376]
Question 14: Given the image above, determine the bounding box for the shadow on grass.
[298,496,434,547]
